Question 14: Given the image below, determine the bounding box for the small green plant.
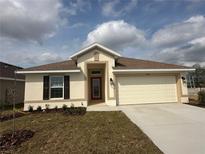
[28,106,33,112]
[45,104,50,112]
[71,103,74,108]
[62,104,68,111]
[54,105,58,111]
[36,106,42,112]
[198,90,205,104]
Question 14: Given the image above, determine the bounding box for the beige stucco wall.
[180,72,189,103]
[25,73,85,101]
[24,73,86,111]
[25,74,43,101]
[77,48,116,105]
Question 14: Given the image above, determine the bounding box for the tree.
[191,64,205,88]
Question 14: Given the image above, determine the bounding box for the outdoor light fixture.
[110,78,113,82]
[181,76,185,80]
[110,78,114,86]
[181,76,186,84]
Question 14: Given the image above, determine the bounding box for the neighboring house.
[0,62,25,105]
[17,43,194,111]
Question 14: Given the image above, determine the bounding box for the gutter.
[113,68,195,73]
[16,69,81,74]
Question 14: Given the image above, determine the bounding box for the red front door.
[91,77,102,100]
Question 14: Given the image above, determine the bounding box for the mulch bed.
[31,107,87,115]
[0,130,35,151]
[186,103,205,108]
[63,107,86,116]
[0,112,26,122]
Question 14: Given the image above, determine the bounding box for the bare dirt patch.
[0,130,34,152]
[0,112,26,122]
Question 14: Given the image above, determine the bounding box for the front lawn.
[0,112,162,154]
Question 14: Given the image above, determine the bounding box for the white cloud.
[0,0,92,67]
[2,50,63,67]
[0,0,67,43]
[84,16,205,66]
[151,15,205,48]
[150,15,205,66]
[152,37,205,66]
[83,20,146,50]
[68,23,88,29]
[0,37,64,67]
[65,0,91,16]
[102,0,138,17]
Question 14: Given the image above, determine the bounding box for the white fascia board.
[70,43,121,59]
[0,77,25,81]
[16,69,81,74]
[113,68,195,73]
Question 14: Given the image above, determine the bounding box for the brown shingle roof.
[20,60,79,71]
[0,62,25,79]
[114,57,190,69]
[18,57,191,72]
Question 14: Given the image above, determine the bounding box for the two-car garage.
[117,75,178,105]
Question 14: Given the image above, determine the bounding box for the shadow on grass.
[0,103,23,112]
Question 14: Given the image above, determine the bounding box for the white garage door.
[118,76,177,105]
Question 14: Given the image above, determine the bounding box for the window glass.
[51,88,63,98]
[50,76,63,98]
[91,70,101,75]
[51,77,63,87]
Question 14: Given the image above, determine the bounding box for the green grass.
[0,111,162,154]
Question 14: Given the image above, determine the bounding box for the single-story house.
[17,43,194,111]
[0,62,25,106]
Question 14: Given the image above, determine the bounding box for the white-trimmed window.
[50,76,64,98]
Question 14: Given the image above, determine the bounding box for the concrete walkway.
[87,103,120,111]
[120,103,205,154]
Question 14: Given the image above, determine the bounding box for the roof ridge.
[0,61,23,69]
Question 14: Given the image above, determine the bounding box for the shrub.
[36,106,42,112]
[45,104,50,112]
[71,103,74,108]
[64,107,86,116]
[28,106,33,112]
[54,105,58,111]
[198,90,205,104]
[62,104,68,111]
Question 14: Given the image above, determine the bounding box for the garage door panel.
[118,76,177,105]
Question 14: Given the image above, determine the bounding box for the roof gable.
[70,43,121,59]
[0,61,25,79]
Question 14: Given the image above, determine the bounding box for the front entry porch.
[87,63,105,105]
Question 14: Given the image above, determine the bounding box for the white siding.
[118,76,177,105]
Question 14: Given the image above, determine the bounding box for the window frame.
[49,76,64,100]
[91,70,101,75]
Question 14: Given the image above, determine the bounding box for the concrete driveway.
[120,103,205,154]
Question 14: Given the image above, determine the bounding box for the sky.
[0,0,205,68]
